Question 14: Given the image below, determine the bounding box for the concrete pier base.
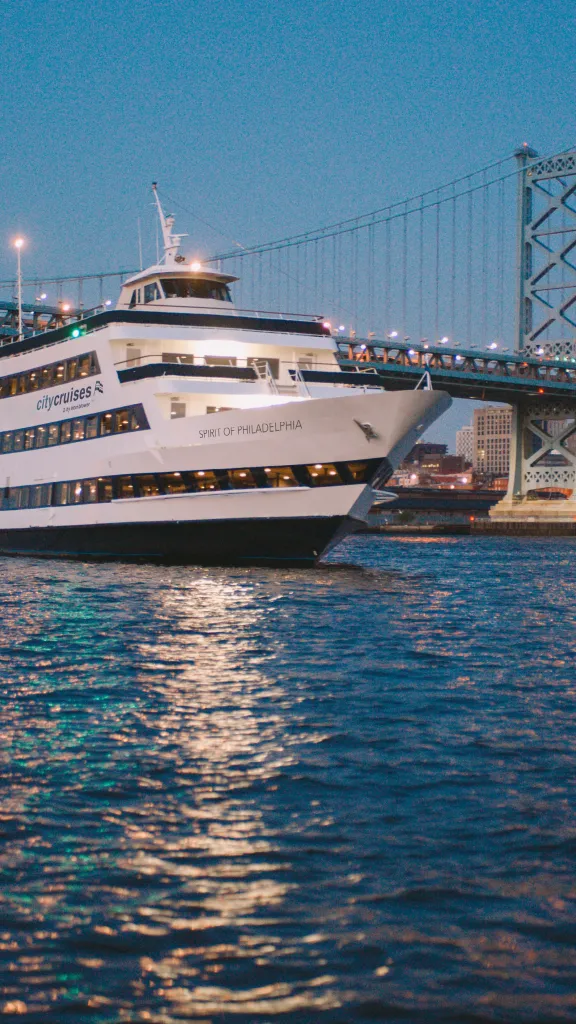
[477,498,576,535]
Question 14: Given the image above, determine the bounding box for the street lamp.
[13,237,24,340]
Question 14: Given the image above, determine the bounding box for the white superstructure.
[0,188,451,565]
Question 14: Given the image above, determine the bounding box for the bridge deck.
[336,339,576,402]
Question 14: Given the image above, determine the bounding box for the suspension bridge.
[2,143,576,528]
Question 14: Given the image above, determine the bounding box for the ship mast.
[151,182,187,265]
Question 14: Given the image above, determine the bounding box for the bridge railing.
[335,339,576,385]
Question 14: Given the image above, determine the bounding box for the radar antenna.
[151,182,188,265]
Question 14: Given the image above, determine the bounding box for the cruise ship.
[0,188,451,565]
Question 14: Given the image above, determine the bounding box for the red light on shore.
[469,515,475,522]
[538,387,545,394]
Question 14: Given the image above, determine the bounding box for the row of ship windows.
[1,461,378,510]
[0,352,100,399]
[0,405,148,454]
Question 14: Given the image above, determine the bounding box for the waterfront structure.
[0,189,450,565]
[472,406,512,476]
[456,425,474,465]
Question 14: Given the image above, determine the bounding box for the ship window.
[18,487,30,509]
[170,401,186,419]
[228,469,256,489]
[78,355,91,378]
[41,484,52,506]
[47,424,60,446]
[100,412,113,435]
[54,362,66,383]
[67,358,78,381]
[206,406,233,414]
[85,416,98,439]
[18,376,27,394]
[116,476,134,499]
[192,470,220,492]
[2,433,12,453]
[13,430,24,452]
[115,409,130,432]
[72,419,85,441]
[205,356,237,366]
[35,426,47,449]
[144,282,161,303]
[9,377,18,396]
[24,429,35,450]
[84,479,98,503]
[347,461,369,482]
[264,467,299,487]
[72,481,84,504]
[135,475,160,497]
[54,482,69,505]
[159,473,187,494]
[306,463,342,485]
[162,352,195,364]
[41,366,54,387]
[98,478,113,502]
[60,422,72,444]
[129,290,137,308]
[130,408,146,430]
[28,372,39,392]
[30,485,43,509]
[161,278,232,302]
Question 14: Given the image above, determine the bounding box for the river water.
[1,535,575,1023]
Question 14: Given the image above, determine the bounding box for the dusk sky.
[1,0,573,442]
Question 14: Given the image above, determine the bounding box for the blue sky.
[0,0,573,443]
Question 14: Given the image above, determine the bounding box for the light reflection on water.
[1,536,576,1021]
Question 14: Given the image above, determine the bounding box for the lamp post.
[13,237,24,341]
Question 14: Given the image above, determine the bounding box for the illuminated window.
[116,477,134,499]
[136,475,160,497]
[228,469,256,489]
[306,464,342,486]
[265,467,299,487]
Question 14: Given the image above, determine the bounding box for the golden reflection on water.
[97,573,343,1017]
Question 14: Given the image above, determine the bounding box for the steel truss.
[516,147,576,357]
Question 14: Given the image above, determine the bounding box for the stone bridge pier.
[490,399,576,524]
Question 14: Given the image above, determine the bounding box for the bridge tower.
[490,145,576,527]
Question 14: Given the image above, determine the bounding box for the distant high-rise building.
[456,425,474,465]
[473,406,512,475]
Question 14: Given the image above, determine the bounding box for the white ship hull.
[0,190,451,565]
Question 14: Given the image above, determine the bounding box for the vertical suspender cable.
[435,194,440,343]
[402,204,408,339]
[451,183,456,343]
[418,197,424,341]
[481,170,488,346]
[385,215,391,336]
[466,182,473,347]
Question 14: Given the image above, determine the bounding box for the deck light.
[314,464,322,469]
[62,303,71,312]
[388,331,398,339]
[197,471,205,476]
[489,342,498,350]
[190,261,202,271]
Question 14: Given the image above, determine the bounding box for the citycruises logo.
[36,379,104,415]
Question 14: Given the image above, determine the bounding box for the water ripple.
[0,537,576,1021]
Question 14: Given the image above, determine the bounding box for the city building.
[473,405,512,476]
[404,442,447,465]
[456,425,474,465]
